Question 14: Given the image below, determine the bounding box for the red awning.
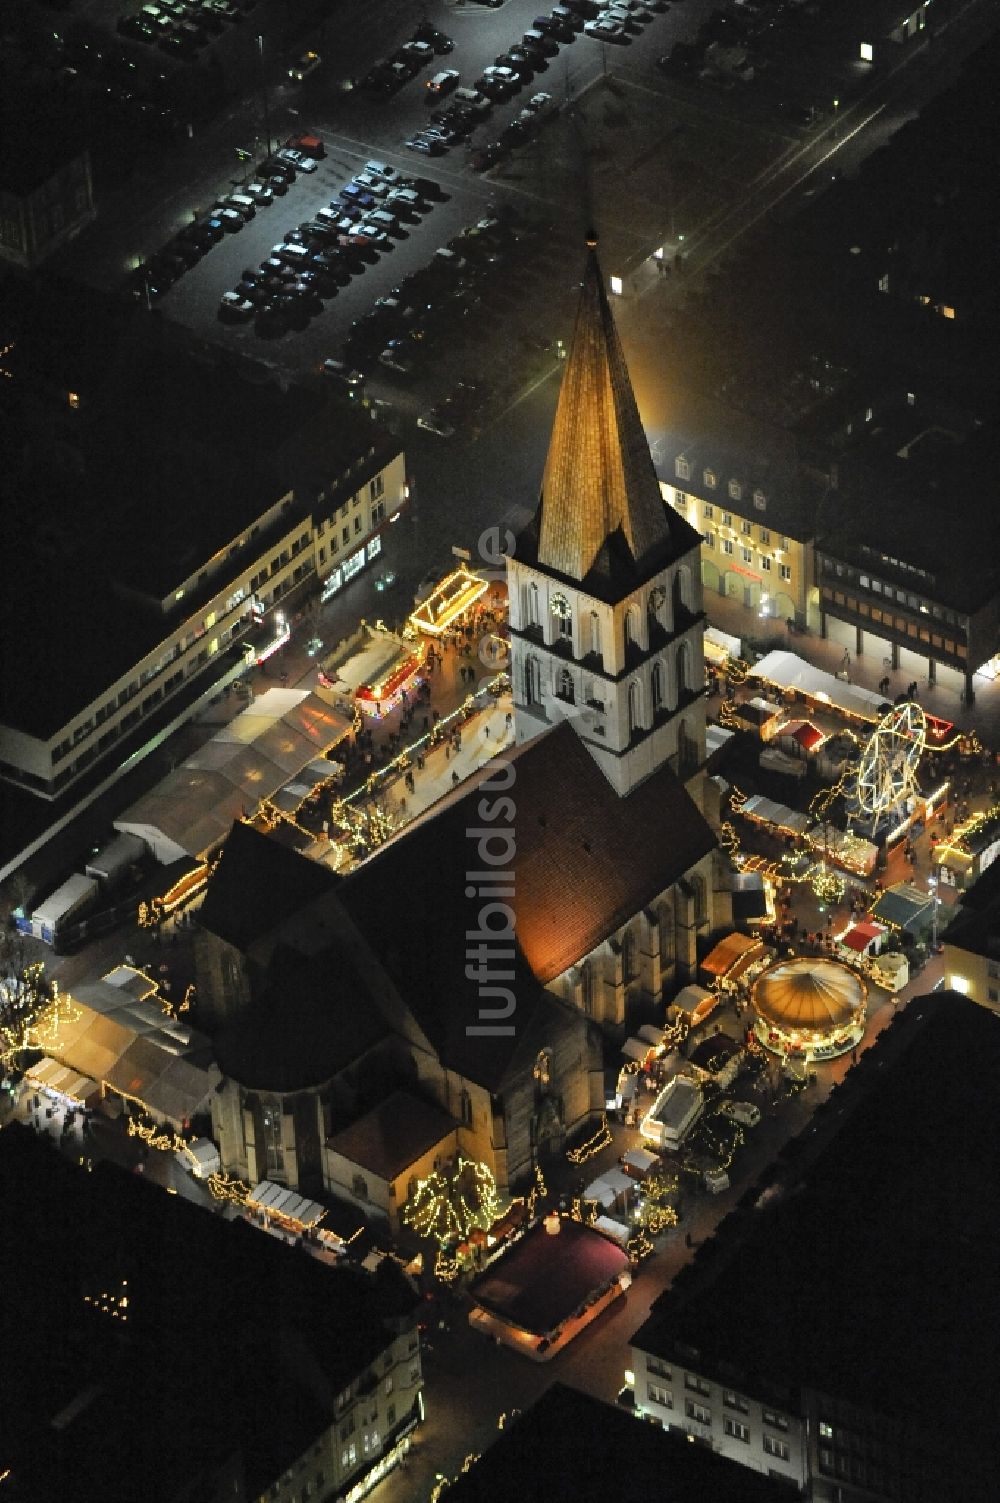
[841,921,885,953]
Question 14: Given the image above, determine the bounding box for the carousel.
[751,955,867,1063]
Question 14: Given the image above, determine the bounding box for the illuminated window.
[67,391,80,409]
[675,457,690,481]
[703,468,716,489]
[860,40,873,61]
[940,305,955,320]
[609,275,623,296]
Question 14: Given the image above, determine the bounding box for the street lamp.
[257,33,272,158]
[928,874,940,952]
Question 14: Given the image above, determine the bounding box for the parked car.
[288,50,321,81]
[401,39,435,64]
[406,175,444,199]
[404,134,445,155]
[413,22,454,52]
[322,358,365,390]
[426,68,460,97]
[214,200,250,225]
[365,163,402,189]
[277,148,318,173]
[286,131,325,157]
[219,290,254,319]
[584,16,626,39]
[417,408,455,437]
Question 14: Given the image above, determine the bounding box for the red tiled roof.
[325,1092,456,1183]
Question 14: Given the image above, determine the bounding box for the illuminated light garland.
[207,1171,252,1206]
[627,1229,654,1264]
[566,1113,612,1166]
[433,1248,462,1285]
[525,1163,547,1222]
[83,1276,129,1322]
[727,657,751,686]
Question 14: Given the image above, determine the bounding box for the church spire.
[536,235,675,586]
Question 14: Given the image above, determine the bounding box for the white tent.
[582,1178,617,1208]
[751,650,888,724]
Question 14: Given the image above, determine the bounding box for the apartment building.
[0,1124,423,1503]
[810,395,1000,705]
[647,393,821,631]
[630,989,1000,1501]
[0,125,96,270]
[1,342,406,799]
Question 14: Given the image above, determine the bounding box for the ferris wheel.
[856,702,927,818]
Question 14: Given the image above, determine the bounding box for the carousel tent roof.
[753,957,865,1033]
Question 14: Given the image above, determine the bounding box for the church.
[194,238,729,1207]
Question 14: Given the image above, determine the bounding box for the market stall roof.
[778,719,826,752]
[114,687,348,862]
[636,1024,663,1045]
[739,794,812,835]
[731,872,769,923]
[672,984,714,1014]
[25,1057,99,1104]
[469,1218,629,1337]
[701,932,764,981]
[622,1038,651,1062]
[870,883,935,934]
[841,921,887,953]
[753,957,865,1032]
[409,563,489,635]
[248,1180,327,1229]
[751,650,889,723]
[583,1178,616,1208]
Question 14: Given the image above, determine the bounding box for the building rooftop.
[447,1383,798,1503]
[325,1091,456,1182]
[631,991,1000,1497]
[469,1218,629,1337]
[0,1123,418,1503]
[942,858,1000,961]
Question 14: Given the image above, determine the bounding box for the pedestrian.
[451,770,460,786]
[483,725,490,739]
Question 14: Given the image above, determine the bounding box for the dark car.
[262,157,296,182]
[407,175,444,200]
[414,22,454,52]
[169,237,203,267]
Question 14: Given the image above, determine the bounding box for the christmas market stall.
[467,1216,630,1362]
[409,562,489,636]
[319,622,424,721]
[751,956,867,1063]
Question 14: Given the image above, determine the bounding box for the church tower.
[507,237,708,799]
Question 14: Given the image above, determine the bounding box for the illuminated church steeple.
[507,235,708,797]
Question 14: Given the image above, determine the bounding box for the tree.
[0,925,52,1067]
[402,1157,499,1247]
